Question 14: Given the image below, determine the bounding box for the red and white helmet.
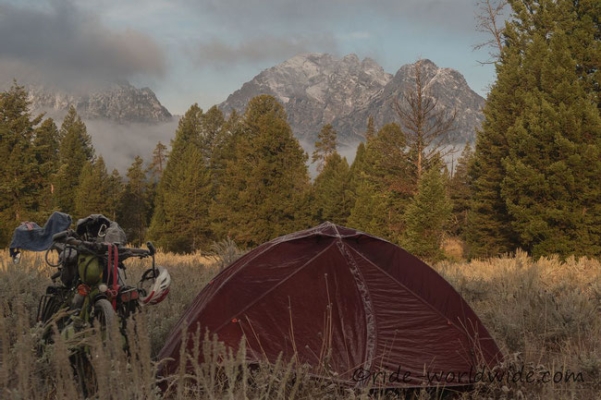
[139,266,171,305]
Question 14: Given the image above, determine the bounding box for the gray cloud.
[0,0,166,90]
[0,0,495,113]
[180,0,483,71]
[185,0,480,35]
[192,34,338,68]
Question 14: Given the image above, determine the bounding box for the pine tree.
[145,141,168,228]
[346,116,377,211]
[54,106,95,215]
[312,153,352,225]
[347,123,414,243]
[210,95,311,247]
[347,172,391,240]
[147,141,167,183]
[402,166,453,262]
[311,124,338,172]
[160,146,212,252]
[345,141,366,214]
[117,156,148,245]
[563,0,601,107]
[28,118,61,218]
[147,105,203,249]
[148,104,221,252]
[106,169,123,221]
[466,54,522,257]
[200,105,226,162]
[0,82,45,245]
[209,109,240,192]
[34,118,60,181]
[74,157,112,218]
[448,143,474,239]
[365,116,376,141]
[468,0,601,258]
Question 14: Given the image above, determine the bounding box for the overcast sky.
[0,0,501,116]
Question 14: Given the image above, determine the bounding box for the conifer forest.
[2,0,601,264]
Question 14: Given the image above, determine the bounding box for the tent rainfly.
[158,222,502,388]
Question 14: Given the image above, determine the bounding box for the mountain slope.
[220,54,485,147]
[357,59,485,144]
[27,81,172,123]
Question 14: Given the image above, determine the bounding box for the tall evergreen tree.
[147,141,168,183]
[106,169,123,221]
[199,105,226,162]
[74,157,113,218]
[118,156,148,245]
[402,165,453,262]
[311,123,338,172]
[344,114,382,213]
[209,109,240,191]
[343,141,365,225]
[147,105,203,249]
[312,152,352,225]
[448,143,474,239]
[30,118,61,217]
[54,106,95,215]
[210,95,311,247]
[365,116,376,141]
[0,82,45,245]
[468,0,601,258]
[160,145,212,252]
[347,123,414,243]
[145,141,168,228]
[34,118,60,179]
[148,104,221,252]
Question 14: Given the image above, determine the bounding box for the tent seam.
[212,240,341,334]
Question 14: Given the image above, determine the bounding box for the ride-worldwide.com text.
[352,365,585,386]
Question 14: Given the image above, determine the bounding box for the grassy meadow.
[1,247,600,399]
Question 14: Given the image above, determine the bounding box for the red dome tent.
[158,222,502,388]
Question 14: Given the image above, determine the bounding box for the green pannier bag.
[78,254,103,285]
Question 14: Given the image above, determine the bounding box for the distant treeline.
[0,83,463,261]
[2,1,601,261]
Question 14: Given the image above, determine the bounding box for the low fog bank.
[31,107,179,174]
[36,105,361,179]
[85,119,179,173]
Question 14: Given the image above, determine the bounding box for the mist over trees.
[2,0,600,262]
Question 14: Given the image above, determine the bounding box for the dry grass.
[1,248,600,399]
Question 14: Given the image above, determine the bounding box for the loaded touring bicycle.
[10,212,171,396]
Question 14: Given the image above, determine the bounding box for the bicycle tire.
[93,298,116,339]
[72,299,117,397]
[71,350,97,398]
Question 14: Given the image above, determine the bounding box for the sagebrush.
[1,249,600,399]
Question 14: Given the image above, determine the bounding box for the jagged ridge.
[27,81,172,123]
[220,54,485,147]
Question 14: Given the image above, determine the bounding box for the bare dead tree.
[473,0,509,64]
[393,60,457,183]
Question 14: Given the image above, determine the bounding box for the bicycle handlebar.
[52,230,155,259]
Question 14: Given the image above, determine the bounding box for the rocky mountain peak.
[26,81,172,123]
[220,53,394,141]
[220,53,484,148]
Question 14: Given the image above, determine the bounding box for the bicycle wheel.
[92,298,116,336]
[71,350,97,398]
[72,299,116,397]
